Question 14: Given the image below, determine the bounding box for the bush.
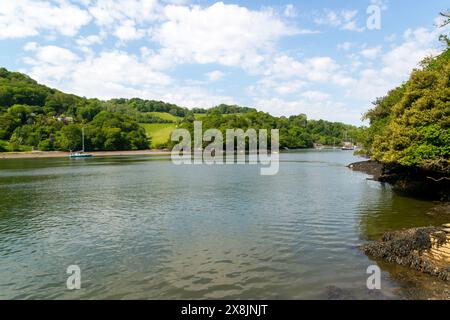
[38,139,53,151]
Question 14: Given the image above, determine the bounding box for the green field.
[149,112,181,122]
[194,113,207,120]
[140,123,177,148]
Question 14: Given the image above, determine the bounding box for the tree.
[56,124,82,151]
[364,43,450,174]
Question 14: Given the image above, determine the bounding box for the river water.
[0,150,448,299]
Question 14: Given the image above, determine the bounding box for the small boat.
[341,141,356,151]
[313,143,324,150]
[69,152,93,158]
[69,127,93,158]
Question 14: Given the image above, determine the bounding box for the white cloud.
[284,4,297,18]
[264,55,353,86]
[342,20,365,32]
[150,2,299,70]
[3,0,447,125]
[87,0,160,27]
[0,0,91,39]
[157,86,235,109]
[76,34,104,47]
[254,97,362,124]
[274,80,306,95]
[23,44,170,96]
[350,26,443,101]
[205,70,225,82]
[385,33,396,42]
[22,44,80,82]
[370,0,389,11]
[249,78,306,96]
[301,90,330,101]
[314,9,364,32]
[360,46,382,59]
[113,20,146,42]
[21,43,235,109]
[338,42,354,51]
[341,10,358,22]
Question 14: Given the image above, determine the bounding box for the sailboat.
[341,131,355,150]
[69,127,93,158]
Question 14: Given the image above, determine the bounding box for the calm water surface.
[0,150,448,299]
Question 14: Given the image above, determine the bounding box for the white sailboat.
[69,127,93,158]
[341,131,355,150]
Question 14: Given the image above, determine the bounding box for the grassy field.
[194,113,207,120]
[149,112,181,122]
[140,123,177,148]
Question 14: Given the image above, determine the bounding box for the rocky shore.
[349,160,450,201]
[361,226,450,282]
[351,160,450,289]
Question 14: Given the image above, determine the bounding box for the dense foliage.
[363,42,450,174]
[0,68,149,151]
[0,67,364,152]
[177,109,364,149]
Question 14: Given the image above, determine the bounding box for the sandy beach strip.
[0,149,172,159]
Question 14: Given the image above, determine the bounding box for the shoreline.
[348,160,450,201]
[0,149,172,159]
[0,148,343,160]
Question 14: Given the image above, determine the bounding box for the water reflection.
[0,151,446,299]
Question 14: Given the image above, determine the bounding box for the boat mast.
[82,127,85,152]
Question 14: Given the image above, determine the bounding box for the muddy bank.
[361,227,450,282]
[349,160,450,201]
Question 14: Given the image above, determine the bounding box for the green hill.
[0,67,365,152]
[148,112,181,122]
[140,123,177,148]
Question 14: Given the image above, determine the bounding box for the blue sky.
[0,0,449,124]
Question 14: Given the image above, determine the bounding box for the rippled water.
[0,151,448,299]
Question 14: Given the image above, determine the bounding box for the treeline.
[0,68,149,151]
[363,37,450,174]
[108,98,189,118]
[0,67,364,152]
[177,109,364,149]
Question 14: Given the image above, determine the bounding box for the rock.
[349,160,450,201]
[426,204,450,217]
[361,227,450,281]
[348,160,384,180]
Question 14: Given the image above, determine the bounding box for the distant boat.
[69,127,93,158]
[341,142,356,151]
[341,132,356,150]
[70,152,92,158]
[313,143,324,150]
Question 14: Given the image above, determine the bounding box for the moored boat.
[69,127,93,158]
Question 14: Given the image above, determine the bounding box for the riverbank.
[0,149,172,159]
[349,160,450,201]
[361,225,450,282]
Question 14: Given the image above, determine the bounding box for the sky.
[0,0,449,125]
